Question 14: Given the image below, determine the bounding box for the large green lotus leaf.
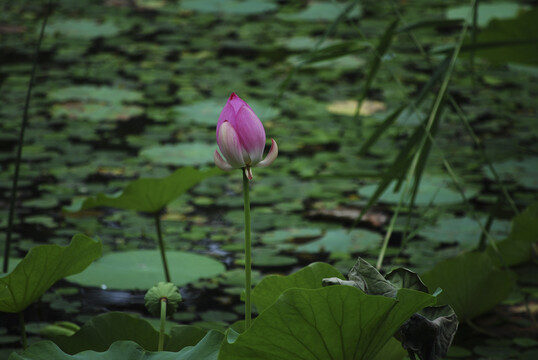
[296,229,382,254]
[8,337,221,360]
[484,157,538,190]
[252,262,344,313]
[446,2,529,27]
[52,312,205,353]
[421,252,514,320]
[372,338,406,360]
[173,99,279,126]
[176,330,224,360]
[140,144,217,167]
[219,287,435,360]
[279,2,362,22]
[181,0,277,15]
[358,175,479,206]
[45,19,120,39]
[64,167,220,213]
[487,202,538,266]
[67,250,225,290]
[418,217,511,249]
[0,234,101,313]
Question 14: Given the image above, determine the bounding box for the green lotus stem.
[19,311,27,350]
[3,1,50,274]
[154,213,171,283]
[243,169,252,329]
[158,298,167,351]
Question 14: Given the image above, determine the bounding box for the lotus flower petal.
[257,138,278,168]
[217,121,247,168]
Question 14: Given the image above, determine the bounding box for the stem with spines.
[158,298,166,351]
[154,213,171,282]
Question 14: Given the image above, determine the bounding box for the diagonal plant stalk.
[3,0,51,274]
[154,213,171,283]
[470,0,479,88]
[242,169,252,329]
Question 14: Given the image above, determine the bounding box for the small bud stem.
[19,311,27,350]
[158,298,167,351]
[242,169,252,329]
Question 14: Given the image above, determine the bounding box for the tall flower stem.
[242,169,252,329]
[158,298,167,351]
[154,213,171,282]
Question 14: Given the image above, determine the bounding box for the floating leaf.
[279,2,362,22]
[326,99,386,116]
[0,234,101,313]
[220,287,435,360]
[140,143,217,167]
[67,250,225,290]
[64,167,220,213]
[418,217,511,249]
[358,175,479,206]
[181,0,277,15]
[52,312,205,353]
[252,262,344,313]
[296,229,382,254]
[446,2,529,27]
[484,157,538,190]
[421,252,515,320]
[48,85,144,122]
[48,86,142,104]
[51,103,143,122]
[173,99,278,126]
[45,19,120,39]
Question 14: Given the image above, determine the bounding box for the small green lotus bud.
[144,282,182,317]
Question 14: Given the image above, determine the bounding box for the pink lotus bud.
[214,93,278,180]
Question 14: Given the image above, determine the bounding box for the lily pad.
[296,229,382,254]
[140,143,217,166]
[446,2,529,27]
[484,157,538,190]
[279,2,362,22]
[359,175,479,206]
[45,19,120,39]
[51,103,143,122]
[49,85,144,122]
[181,0,277,15]
[64,167,220,213]
[48,86,142,103]
[67,250,225,290]
[172,99,279,126]
[0,234,101,313]
[418,217,511,249]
